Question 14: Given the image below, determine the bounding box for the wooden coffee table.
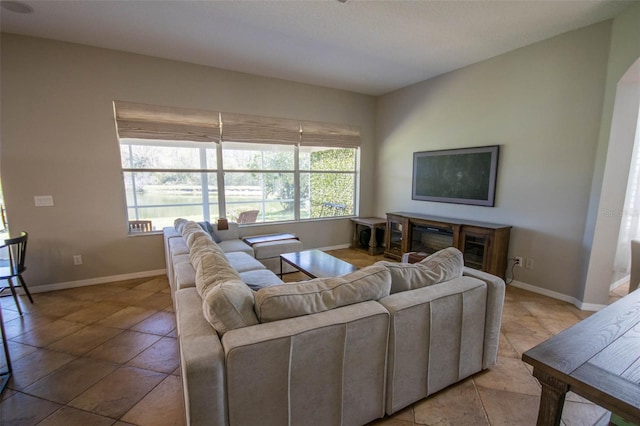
[279,249,357,279]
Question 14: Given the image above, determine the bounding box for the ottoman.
[253,239,304,275]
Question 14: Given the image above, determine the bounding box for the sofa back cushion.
[181,223,210,247]
[254,265,391,323]
[188,236,225,271]
[377,247,464,294]
[211,221,240,241]
[174,218,188,234]
[202,280,259,335]
[194,251,242,297]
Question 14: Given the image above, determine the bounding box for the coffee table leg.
[533,369,569,426]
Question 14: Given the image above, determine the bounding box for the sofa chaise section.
[221,301,389,426]
[379,270,504,414]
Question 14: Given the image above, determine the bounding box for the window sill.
[127,230,163,237]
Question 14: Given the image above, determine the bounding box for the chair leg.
[18,275,33,304]
[0,304,11,374]
[6,277,23,316]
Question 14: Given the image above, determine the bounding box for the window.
[223,142,295,222]
[120,139,219,230]
[114,102,360,232]
[300,146,357,218]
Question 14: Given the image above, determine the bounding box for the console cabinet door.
[385,215,408,259]
[459,227,492,272]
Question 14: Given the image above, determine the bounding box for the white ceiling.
[0,0,634,95]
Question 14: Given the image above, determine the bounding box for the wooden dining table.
[522,289,640,425]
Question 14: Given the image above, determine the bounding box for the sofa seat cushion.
[175,261,197,291]
[173,253,190,265]
[225,252,266,273]
[254,265,391,323]
[169,238,189,257]
[253,239,303,260]
[202,280,259,336]
[239,270,284,291]
[219,239,254,256]
[377,247,464,294]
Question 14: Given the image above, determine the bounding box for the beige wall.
[376,22,612,303]
[0,34,377,288]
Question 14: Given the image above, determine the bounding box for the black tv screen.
[412,145,499,207]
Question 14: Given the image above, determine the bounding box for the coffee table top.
[280,249,357,279]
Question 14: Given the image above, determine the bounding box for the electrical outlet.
[525,258,534,269]
[514,256,523,267]
[73,255,82,265]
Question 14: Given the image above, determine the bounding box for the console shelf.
[384,212,511,279]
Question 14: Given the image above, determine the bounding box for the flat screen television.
[412,145,499,207]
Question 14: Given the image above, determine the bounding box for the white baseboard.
[508,280,606,312]
[609,275,629,291]
[28,269,167,294]
[319,243,352,251]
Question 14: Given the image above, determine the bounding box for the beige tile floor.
[0,248,629,425]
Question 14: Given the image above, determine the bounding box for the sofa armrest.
[463,267,505,369]
[175,288,227,426]
[221,302,389,426]
[163,227,183,289]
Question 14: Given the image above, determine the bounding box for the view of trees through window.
[120,138,358,231]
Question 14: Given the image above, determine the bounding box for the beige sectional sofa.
[164,219,505,426]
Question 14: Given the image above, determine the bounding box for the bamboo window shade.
[113,101,220,142]
[300,120,360,148]
[220,112,301,145]
[113,101,361,147]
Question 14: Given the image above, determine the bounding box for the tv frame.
[412,145,499,207]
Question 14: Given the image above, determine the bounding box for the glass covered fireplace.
[410,224,454,255]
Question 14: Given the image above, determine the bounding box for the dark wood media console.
[385,212,511,279]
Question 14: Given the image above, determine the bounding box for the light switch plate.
[34,195,54,207]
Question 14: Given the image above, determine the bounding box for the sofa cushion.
[181,220,203,236]
[218,239,254,256]
[195,251,243,297]
[225,252,266,273]
[211,221,240,241]
[185,228,212,249]
[174,218,188,234]
[254,265,391,323]
[175,261,197,291]
[198,221,222,243]
[239,269,284,291]
[202,280,259,336]
[169,238,189,257]
[376,247,464,294]
[189,239,225,272]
